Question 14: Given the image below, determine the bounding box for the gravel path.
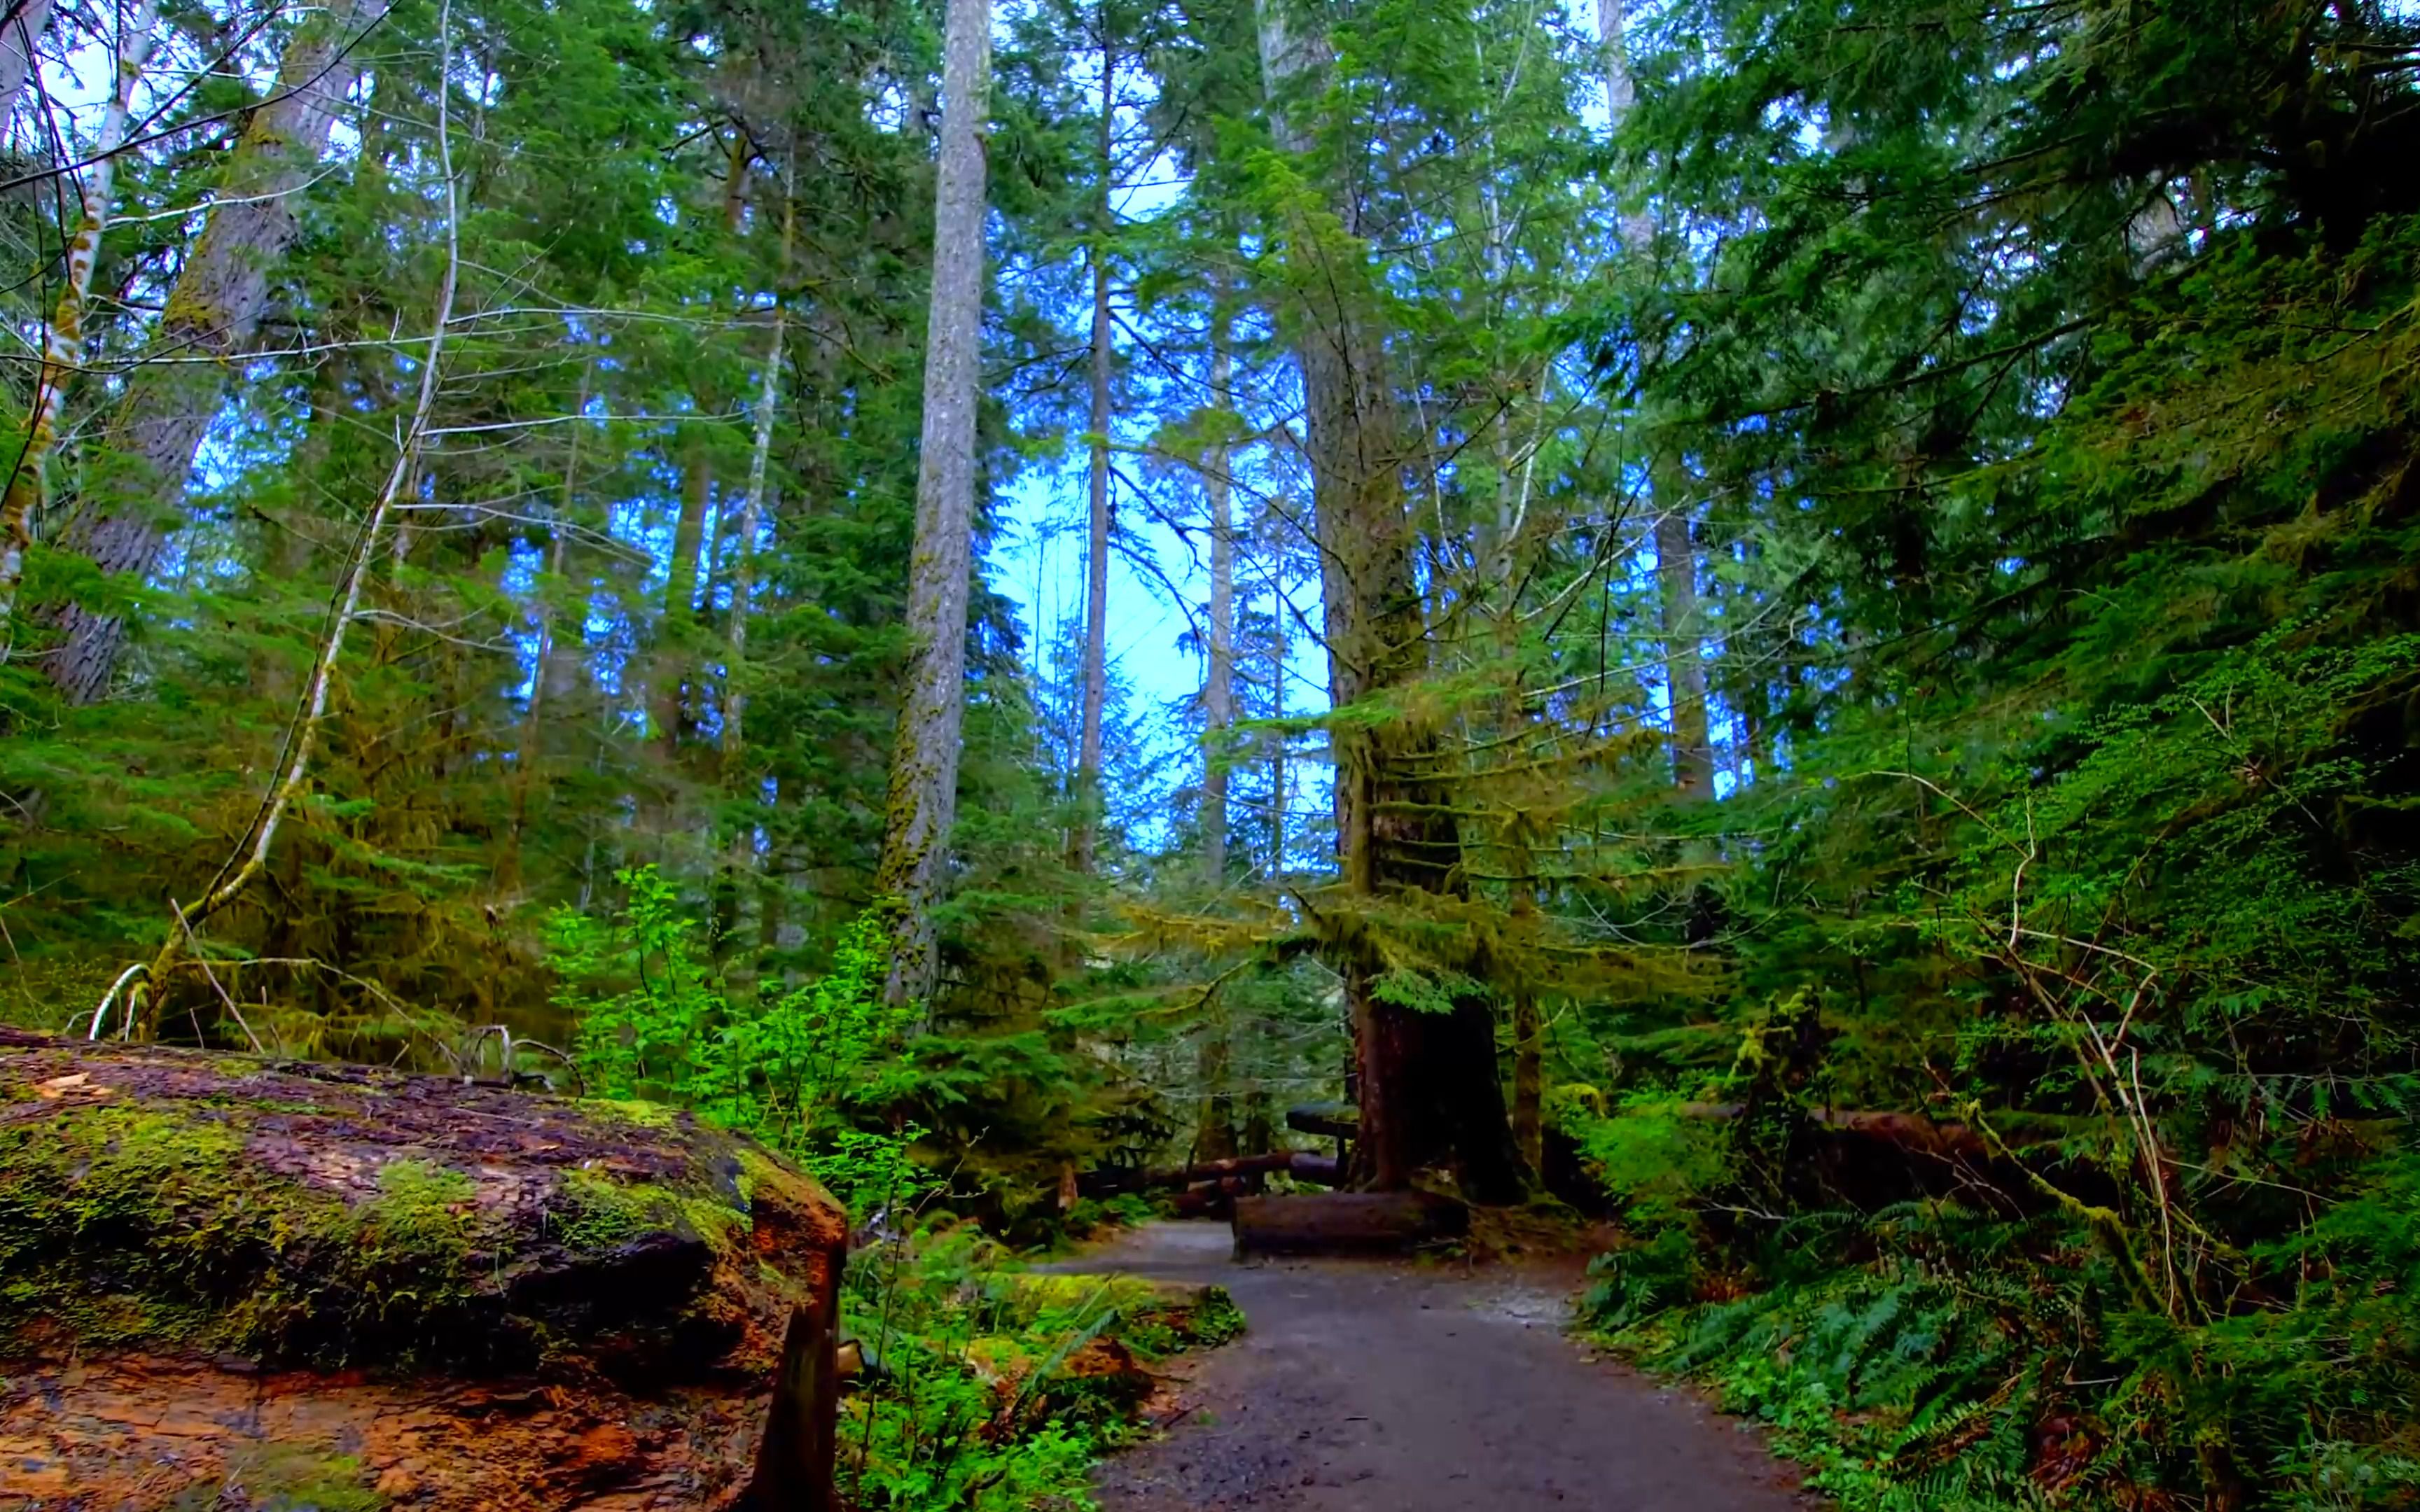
[1066,1221,1810,1512]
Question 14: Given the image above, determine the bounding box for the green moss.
[0,1106,504,1368]
[169,1446,384,1512]
[0,1079,804,1373]
[582,1097,681,1129]
[557,1168,690,1250]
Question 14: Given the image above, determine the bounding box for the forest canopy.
[0,0,2416,1502]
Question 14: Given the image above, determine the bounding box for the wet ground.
[1066,1221,1810,1512]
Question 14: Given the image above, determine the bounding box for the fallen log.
[0,1028,847,1511]
[1084,1149,1341,1199]
[1232,1191,1469,1257]
[1285,1101,1358,1141]
[1674,1102,2075,1161]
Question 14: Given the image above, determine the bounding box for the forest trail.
[1066,1222,1809,1511]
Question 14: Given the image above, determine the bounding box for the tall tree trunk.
[720,188,792,966]
[1655,500,1712,797]
[1202,308,1235,890]
[1256,0,1524,1204]
[46,0,394,706]
[508,362,593,883]
[875,0,990,1004]
[0,0,158,629]
[1073,32,1115,876]
[1196,295,1237,1161]
[1597,0,1713,799]
[0,0,55,134]
[658,444,714,762]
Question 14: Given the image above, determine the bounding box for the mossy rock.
[0,1028,845,1377]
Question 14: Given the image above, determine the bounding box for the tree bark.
[1232,1191,1468,1256]
[0,0,158,629]
[875,0,990,1004]
[1196,298,1237,1160]
[0,0,55,134]
[658,444,714,760]
[1256,0,1524,1205]
[1202,302,1235,888]
[46,0,394,706]
[1072,31,1115,877]
[1655,501,1713,797]
[507,363,594,883]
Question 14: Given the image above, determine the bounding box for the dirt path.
[1065,1222,1809,1512]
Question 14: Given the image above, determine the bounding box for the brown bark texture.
[1231,1191,1470,1256]
[0,0,157,627]
[46,0,393,705]
[875,0,991,1003]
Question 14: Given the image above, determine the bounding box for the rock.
[0,1028,847,1510]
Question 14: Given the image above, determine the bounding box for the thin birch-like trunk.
[718,186,795,965]
[507,359,593,881]
[875,0,991,1004]
[98,0,462,1042]
[0,0,160,633]
[1073,29,1114,876]
[658,445,714,762]
[721,200,792,786]
[47,0,396,706]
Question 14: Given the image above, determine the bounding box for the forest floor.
[1063,1221,1812,1511]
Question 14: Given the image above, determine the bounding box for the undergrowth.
[548,867,1226,1511]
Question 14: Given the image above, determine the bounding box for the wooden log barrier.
[1231,1191,1469,1258]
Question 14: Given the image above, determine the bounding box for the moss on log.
[0,1028,847,1509]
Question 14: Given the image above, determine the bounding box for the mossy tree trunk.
[875,0,991,1004]
[1255,0,1526,1205]
[0,0,158,629]
[45,0,394,706]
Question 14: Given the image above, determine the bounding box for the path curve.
[1067,1221,1809,1512]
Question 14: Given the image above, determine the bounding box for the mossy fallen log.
[1231,1191,1468,1257]
[0,1028,847,1510]
[1086,1149,1344,1202]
